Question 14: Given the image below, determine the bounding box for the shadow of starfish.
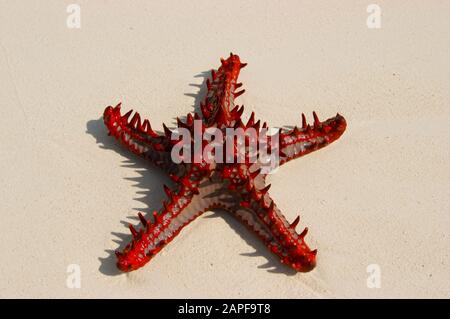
[86,118,169,276]
[204,211,297,275]
[86,70,295,276]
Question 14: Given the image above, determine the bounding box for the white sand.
[0,1,448,298]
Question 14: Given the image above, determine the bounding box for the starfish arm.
[278,112,346,166]
[115,165,227,272]
[223,176,317,272]
[103,103,182,175]
[240,110,268,131]
[199,55,247,127]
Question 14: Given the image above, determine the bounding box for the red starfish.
[103,53,346,272]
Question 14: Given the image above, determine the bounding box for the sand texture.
[0,1,448,298]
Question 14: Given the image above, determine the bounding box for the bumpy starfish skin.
[103,53,346,272]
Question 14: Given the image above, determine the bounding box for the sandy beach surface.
[0,1,448,298]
